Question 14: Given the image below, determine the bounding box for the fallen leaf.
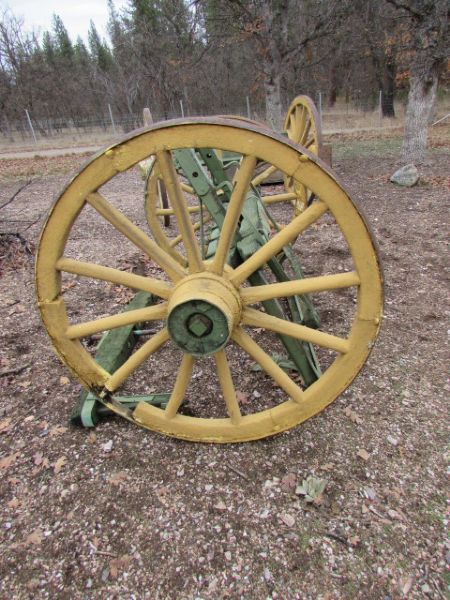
[88,432,97,444]
[109,554,132,580]
[280,472,297,492]
[357,449,370,461]
[53,456,67,474]
[344,407,363,424]
[388,508,406,521]
[0,418,12,433]
[26,529,43,546]
[236,391,249,405]
[399,575,414,596]
[279,513,295,527]
[33,452,44,466]
[109,561,118,580]
[49,425,68,437]
[8,497,20,509]
[320,462,334,471]
[348,535,361,547]
[214,500,227,511]
[0,453,19,470]
[108,471,128,486]
[59,376,70,385]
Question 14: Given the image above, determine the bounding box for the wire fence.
[2,91,448,149]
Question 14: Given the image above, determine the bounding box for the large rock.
[390,164,419,187]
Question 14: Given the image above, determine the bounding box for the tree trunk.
[381,61,396,118]
[264,72,283,130]
[401,71,437,163]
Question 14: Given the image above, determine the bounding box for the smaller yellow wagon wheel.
[284,95,323,214]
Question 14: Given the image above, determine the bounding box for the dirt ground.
[0,125,449,599]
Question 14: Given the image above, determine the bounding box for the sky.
[5,0,129,42]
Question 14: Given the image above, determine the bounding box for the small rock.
[253,390,261,398]
[363,487,377,500]
[214,500,226,511]
[357,448,370,461]
[86,578,93,589]
[263,567,272,582]
[421,583,431,594]
[102,440,113,453]
[224,551,232,561]
[387,435,399,446]
[390,164,419,187]
[279,513,295,527]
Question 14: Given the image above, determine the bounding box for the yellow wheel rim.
[283,95,323,214]
[36,118,383,443]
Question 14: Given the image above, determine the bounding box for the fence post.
[143,107,153,127]
[378,90,383,127]
[180,99,185,118]
[246,96,251,119]
[108,103,117,134]
[25,109,37,144]
[3,115,14,142]
[318,92,323,128]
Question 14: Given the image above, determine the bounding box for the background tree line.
[0,0,448,160]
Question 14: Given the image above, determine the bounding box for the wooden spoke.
[164,353,195,419]
[300,120,311,146]
[156,206,200,216]
[105,327,169,392]
[240,272,360,304]
[230,201,328,286]
[232,328,303,404]
[211,155,257,274]
[214,350,241,425]
[65,303,167,339]
[56,257,172,299]
[242,308,350,354]
[262,192,299,205]
[86,192,184,282]
[169,213,212,249]
[156,150,203,273]
[251,164,277,187]
[180,182,195,195]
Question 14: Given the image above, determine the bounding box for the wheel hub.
[167,273,241,356]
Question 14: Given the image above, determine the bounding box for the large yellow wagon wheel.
[36,118,382,443]
[284,95,323,214]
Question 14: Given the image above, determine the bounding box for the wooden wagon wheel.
[283,95,323,214]
[36,118,382,443]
